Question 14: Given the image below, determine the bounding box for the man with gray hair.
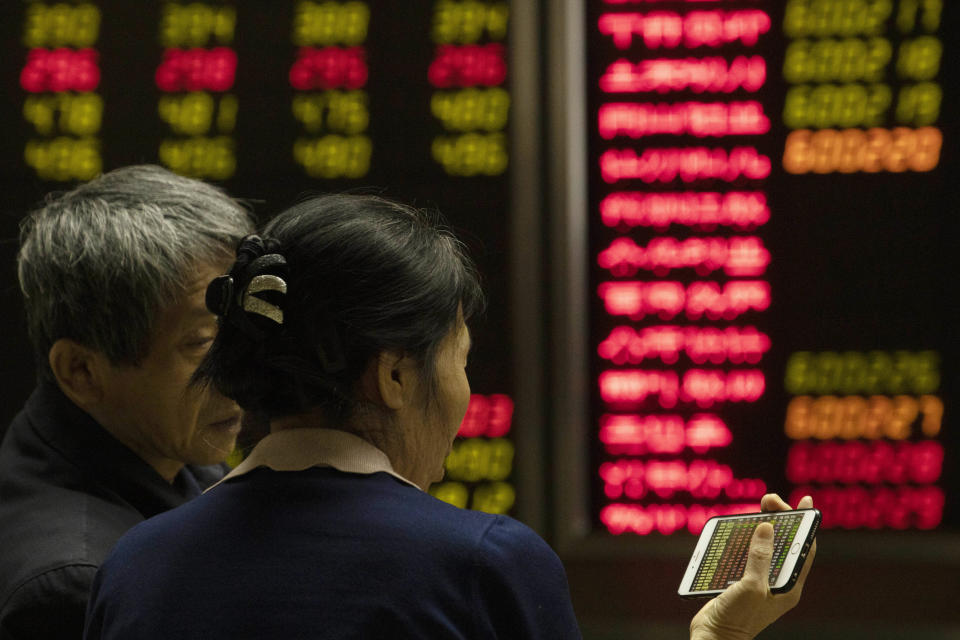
[0,165,255,638]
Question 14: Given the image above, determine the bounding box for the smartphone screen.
[678,509,820,598]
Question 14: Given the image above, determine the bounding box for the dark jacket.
[0,382,226,640]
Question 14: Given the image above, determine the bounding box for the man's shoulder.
[0,563,99,639]
[0,425,144,615]
[0,482,142,596]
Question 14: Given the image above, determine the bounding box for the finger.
[760,493,791,512]
[742,522,774,589]
[796,494,813,509]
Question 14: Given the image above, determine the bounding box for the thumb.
[742,522,774,588]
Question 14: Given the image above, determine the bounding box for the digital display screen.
[691,511,806,591]
[587,0,957,534]
[0,0,516,516]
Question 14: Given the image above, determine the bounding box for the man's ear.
[48,338,108,411]
[367,350,419,410]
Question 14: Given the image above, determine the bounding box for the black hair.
[193,194,484,426]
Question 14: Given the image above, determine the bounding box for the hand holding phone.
[679,507,819,598]
[687,494,819,640]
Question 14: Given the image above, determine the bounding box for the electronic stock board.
[0,0,517,516]
[1,0,958,535]
[586,0,958,535]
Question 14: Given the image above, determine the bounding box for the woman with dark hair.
[84,195,814,640]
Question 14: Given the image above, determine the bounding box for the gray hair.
[18,165,255,380]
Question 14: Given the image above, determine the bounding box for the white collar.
[206,428,421,492]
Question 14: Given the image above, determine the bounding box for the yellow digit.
[838,352,868,394]
[184,3,213,47]
[484,132,508,175]
[864,350,890,392]
[429,482,469,509]
[23,4,46,47]
[460,1,487,43]
[432,0,457,43]
[160,139,190,175]
[217,94,238,133]
[896,82,941,126]
[487,438,514,481]
[292,1,314,46]
[339,2,370,45]
[783,0,808,39]
[432,136,457,173]
[897,0,920,33]
[48,4,73,47]
[484,87,510,131]
[471,482,515,514]
[74,137,101,180]
[486,3,509,40]
[292,94,327,133]
[835,84,867,128]
[160,3,180,47]
[783,40,812,84]
[431,92,455,130]
[835,38,864,82]
[785,351,812,394]
[446,439,486,482]
[814,351,842,393]
[920,0,942,32]
[910,351,939,394]
[63,92,103,136]
[73,4,101,47]
[328,91,369,134]
[207,136,236,180]
[864,83,891,127]
[23,96,57,136]
[897,37,942,81]
[344,135,371,178]
[864,38,892,82]
[213,6,236,44]
[865,0,893,36]
[783,86,810,129]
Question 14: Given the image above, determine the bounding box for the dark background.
[1,1,959,638]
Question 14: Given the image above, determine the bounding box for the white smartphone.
[678,509,820,598]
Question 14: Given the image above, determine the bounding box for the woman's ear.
[48,338,107,411]
[363,349,419,410]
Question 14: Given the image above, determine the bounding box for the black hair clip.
[207,234,290,340]
[205,275,235,318]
